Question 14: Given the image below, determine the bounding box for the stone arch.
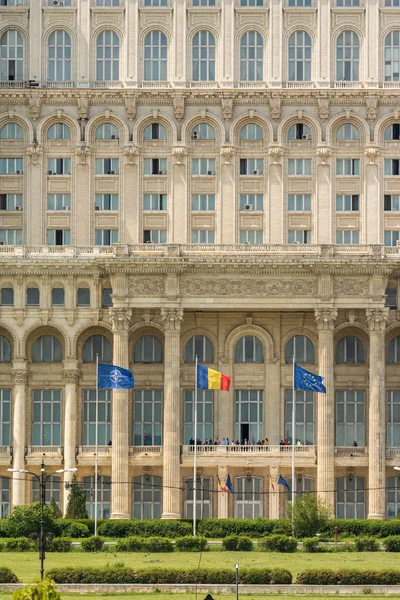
[85,111,129,145]
[230,112,273,145]
[0,323,19,359]
[224,324,274,362]
[331,27,365,83]
[181,327,218,363]
[379,27,400,83]
[281,328,318,364]
[278,114,322,145]
[36,113,80,145]
[0,113,33,143]
[326,113,369,145]
[374,112,400,145]
[182,112,225,145]
[23,323,70,360]
[42,26,77,84]
[187,27,221,85]
[133,113,177,145]
[235,27,268,83]
[334,323,369,363]
[73,322,113,361]
[283,26,317,83]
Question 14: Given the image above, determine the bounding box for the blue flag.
[225,474,234,494]
[98,363,134,389]
[278,475,290,492]
[294,364,326,393]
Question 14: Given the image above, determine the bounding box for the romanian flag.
[197,364,231,391]
[218,475,228,492]
[218,474,234,494]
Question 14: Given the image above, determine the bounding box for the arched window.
[388,336,400,363]
[336,31,359,81]
[336,476,365,518]
[191,123,215,141]
[0,30,24,82]
[240,31,263,81]
[285,335,314,363]
[33,335,62,362]
[48,30,72,82]
[0,336,11,362]
[96,30,119,81]
[387,476,400,518]
[385,31,400,83]
[240,124,263,140]
[95,123,119,140]
[185,335,214,363]
[0,123,23,140]
[336,123,360,140]
[235,336,264,363]
[83,334,112,363]
[144,123,167,140]
[288,123,312,141]
[133,475,162,519]
[26,288,39,306]
[134,335,163,363]
[184,476,212,518]
[288,31,312,81]
[384,124,400,141]
[235,477,263,519]
[336,335,365,363]
[48,123,71,140]
[144,30,167,81]
[192,31,215,82]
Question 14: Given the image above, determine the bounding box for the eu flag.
[294,364,326,394]
[98,364,134,389]
[278,475,290,492]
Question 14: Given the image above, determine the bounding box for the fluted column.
[109,307,132,519]
[217,465,228,518]
[63,368,79,514]
[11,367,28,507]
[161,307,183,519]
[315,309,338,510]
[366,308,389,519]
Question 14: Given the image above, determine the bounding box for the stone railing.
[182,444,316,456]
[0,446,12,456]
[129,446,162,455]
[77,446,112,455]
[26,446,63,456]
[334,446,368,456]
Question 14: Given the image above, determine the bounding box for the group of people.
[188,438,270,446]
[280,439,303,446]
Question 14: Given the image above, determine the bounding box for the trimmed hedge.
[115,537,143,552]
[353,537,380,552]
[143,537,173,553]
[2,537,32,552]
[222,535,253,552]
[197,518,291,539]
[59,522,90,539]
[48,537,72,552]
[320,519,400,539]
[302,537,322,553]
[81,536,105,552]
[0,567,18,583]
[296,569,400,585]
[383,536,400,552]
[258,535,297,553]
[46,566,292,584]
[97,520,192,539]
[175,536,208,552]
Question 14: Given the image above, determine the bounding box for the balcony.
[77,445,112,465]
[382,81,400,89]
[141,81,171,88]
[334,446,368,457]
[0,446,12,465]
[190,81,219,88]
[333,81,363,89]
[129,446,162,455]
[25,446,63,464]
[182,445,317,462]
[43,81,74,89]
[237,81,267,89]
[286,81,314,89]
[0,81,24,88]
[94,80,123,89]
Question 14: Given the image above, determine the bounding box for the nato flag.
[98,363,134,389]
[294,364,326,393]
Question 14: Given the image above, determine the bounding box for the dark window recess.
[393,124,400,140]
[102,288,112,307]
[1,288,13,306]
[8,60,15,81]
[386,287,397,309]
[351,195,359,211]
[385,195,392,211]
[143,230,151,243]
[55,230,64,245]
[0,195,6,210]
[52,288,65,306]
[77,287,90,306]
[26,288,39,306]
[294,124,306,139]
[393,160,400,175]
[240,159,247,175]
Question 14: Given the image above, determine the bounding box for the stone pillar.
[366,308,389,519]
[109,307,132,519]
[217,465,228,518]
[269,466,280,519]
[11,367,28,507]
[161,307,183,519]
[315,308,338,510]
[63,367,79,514]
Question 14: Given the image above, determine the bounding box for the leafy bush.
[144,537,173,553]
[302,537,322,553]
[287,493,332,539]
[80,536,105,552]
[296,569,400,585]
[0,567,18,583]
[97,520,192,539]
[319,519,400,539]
[222,535,253,552]
[383,535,400,552]
[175,536,208,552]
[6,504,59,538]
[115,537,143,552]
[48,537,72,552]
[197,518,290,539]
[12,578,60,600]
[258,534,297,553]
[353,537,380,552]
[3,537,32,552]
[58,521,90,539]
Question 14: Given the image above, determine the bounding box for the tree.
[6,504,58,538]
[287,492,332,538]
[65,475,88,519]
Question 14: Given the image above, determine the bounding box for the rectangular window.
[95,230,119,245]
[184,390,213,444]
[385,0,400,5]
[192,0,215,4]
[144,0,168,5]
[239,194,263,211]
[288,0,311,5]
[143,229,167,244]
[192,194,216,211]
[191,230,215,244]
[288,194,311,211]
[192,158,216,175]
[336,194,359,211]
[336,230,360,244]
[336,390,365,446]
[47,158,71,176]
[77,288,90,307]
[0,229,22,245]
[336,0,359,5]
[95,194,118,211]
[0,158,23,175]
[385,230,400,246]
[95,159,119,175]
[285,389,314,445]
[336,476,365,519]
[239,158,264,176]
[385,159,400,176]
[288,230,312,244]
[0,390,10,446]
[0,194,22,211]
[32,476,60,507]
[83,389,112,445]
[96,0,120,5]
[385,195,400,211]
[32,390,61,446]
[240,0,263,4]
[143,194,167,210]
[0,0,24,5]
[47,194,71,211]
[239,230,263,244]
[336,159,360,176]
[143,158,168,175]
[133,390,163,446]
[83,475,111,519]
[288,159,312,175]
[388,390,400,447]
[47,230,70,246]
[235,389,263,444]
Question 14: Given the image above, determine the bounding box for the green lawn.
[2,551,400,583]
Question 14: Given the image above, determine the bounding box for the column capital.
[11,369,28,385]
[315,308,338,331]
[63,369,80,385]
[109,307,132,331]
[161,307,183,331]
[366,308,389,331]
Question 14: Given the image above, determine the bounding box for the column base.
[161,511,181,520]
[367,513,386,520]
[110,512,130,520]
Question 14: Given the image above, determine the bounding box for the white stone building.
[0,0,400,520]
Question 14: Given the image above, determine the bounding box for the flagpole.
[193,355,198,537]
[292,353,295,535]
[94,353,99,537]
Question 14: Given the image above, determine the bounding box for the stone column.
[109,307,132,519]
[217,465,228,518]
[161,307,183,519]
[315,309,338,510]
[269,466,280,519]
[63,368,79,514]
[366,308,389,519]
[11,367,28,507]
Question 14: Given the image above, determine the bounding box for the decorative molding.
[29,94,41,120]
[128,277,165,296]
[26,142,42,165]
[76,95,89,120]
[221,96,233,121]
[318,97,329,120]
[333,279,369,297]
[171,145,187,164]
[364,144,380,165]
[366,307,389,331]
[123,143,138,162]
[11,369,28,385]
[316,144,333,165]
[173,94,185,120]
[180,277,318,298]
[269,94,281,120]
[315,308,338,331]
[160,307,183,330]
[366,96,378,121]
[124,94,137,121]
[75,143,91,165]
[220,143,236,163]
[109,307,132,331]
[268,144,284,163]
[63,369,80,384]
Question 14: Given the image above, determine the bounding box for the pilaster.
[63,367,79,514]
[217,465,228,518]
[11,366,28,507]
[269,466,280,519]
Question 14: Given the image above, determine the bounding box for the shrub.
[302,537,322,553]
[144,537,173,553]
[258,534,297,553]
[296,569,400,585]
[48,537,72,552]
[97,520,191,539]
[12,578,60,600]
[197,518,289,539]
[222,535,253,552]
[115,537,143,552]
[319,519,400,539]
[383,535,400,552]
[6,504,59,538]
[0,567,18,583]
[287,493,332,539]
[353,537,380,552]
[3,537,32,552]
[58,521,90,539]
[175,536,208,552]
[80,536,105,552]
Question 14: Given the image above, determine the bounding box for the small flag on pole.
[294,364,326,393]
[197,365,231,391]
[278,475,290,492]
[218,475,228,492]
[97,363,134,389]
[218,474,234,493]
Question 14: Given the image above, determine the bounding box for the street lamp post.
[8,461,77,580]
